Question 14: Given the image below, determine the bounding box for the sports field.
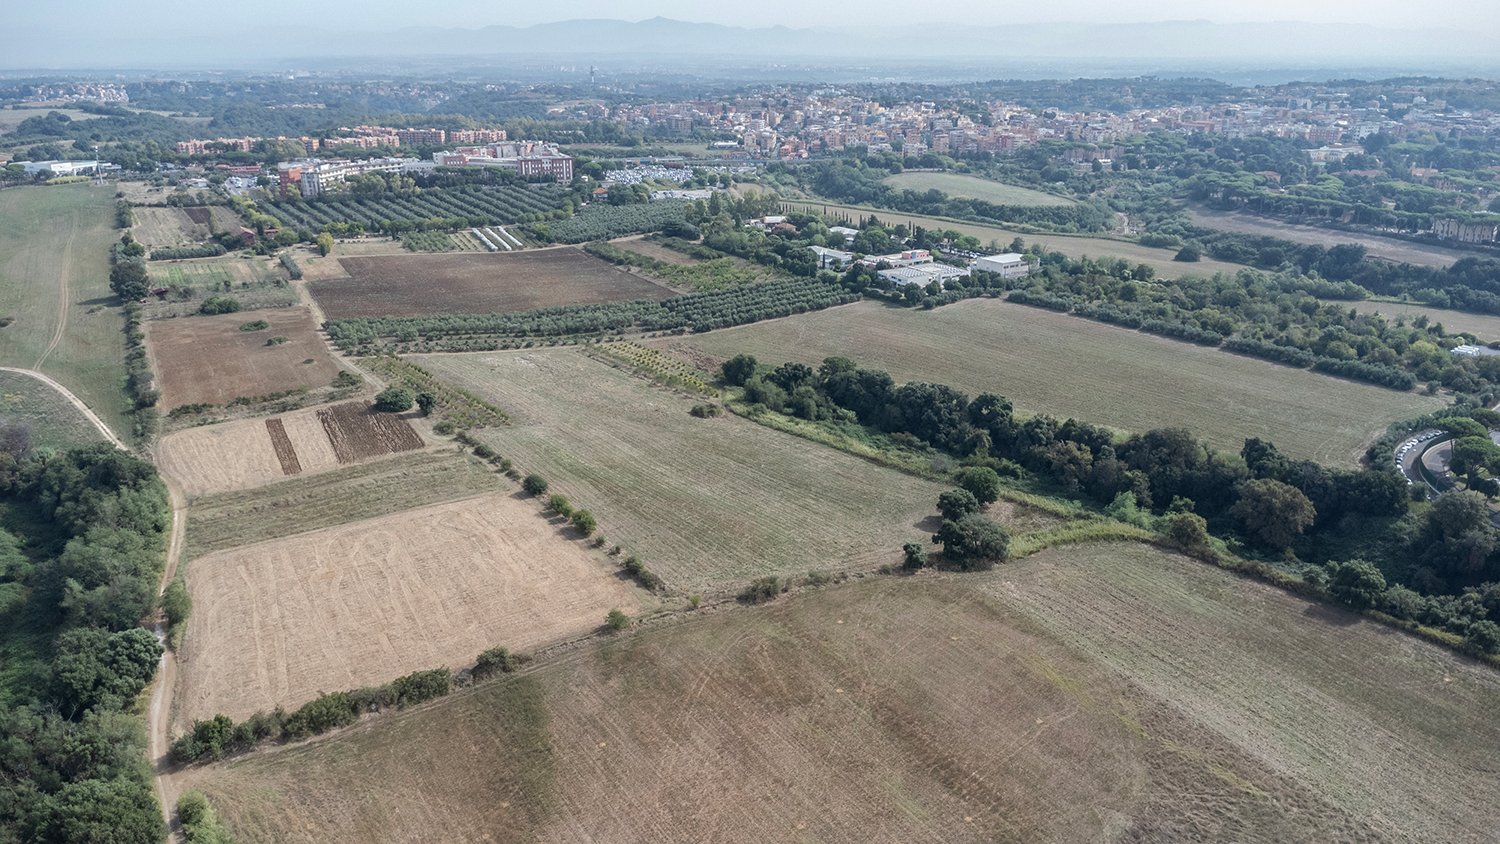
[182,542,1500,843]
[0,370,103,452]
[881,171,1076,206]
[313,248,675,318]
[416,349,946,592]
[650,298,1445,464]
[784,199,1249,278]
[0,184,131,437]
[147,307,342,410]
[174,492,644,726]
[1333,299,1500,342]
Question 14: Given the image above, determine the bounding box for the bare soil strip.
[264,418,301,475]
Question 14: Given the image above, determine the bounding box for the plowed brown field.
[146,307,342,410]
[174,492,644,727]
[159,402,423,497]
[184,543,1500,843]
[312,248,675,318]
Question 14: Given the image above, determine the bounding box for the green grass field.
[881,171,1076,206]
[0,370,104,453]
[0,184,130,439]
[181,448,505,561]
[650,298,1445,464]
[415,348,945,593]
[784,199,1250,278]
[182,541,1500,843]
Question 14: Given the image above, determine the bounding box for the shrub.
[606,608,631,630]
[739,576,784,603]
[937,488,980,521]
[933,514,1010,571]
[373,386,414,412]
[1465,620,1500,655]
[523,474,549,495]
[547,494,573,517]
[902,542,928,570]
[571,509,597,536]
[177,791,232,844]
[721,354,759,386]
[1162,510,1212,555]
[415,391,437,416]
[473,645,529,679]
[198,296,241,315]
[433,420,456,435]
[238,319,269,331]
[953,466,1002,506]
[689,403,721,418]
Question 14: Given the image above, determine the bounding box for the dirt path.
[33,211,79,370]
[0,366,125,449]
[147,472,188,839]
[293,279,387,390]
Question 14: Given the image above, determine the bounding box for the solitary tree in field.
[373,386,414,413]
[933,514,1010,571]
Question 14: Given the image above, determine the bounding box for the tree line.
[0,445,172,843]
[722,354,1500,656]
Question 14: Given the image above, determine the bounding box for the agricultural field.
[313,248,675,318]
[183,542,1500,843]
[267,184,567,234]
[783,199,1250,278]
[1188,204,1470,267]
[881,171,1077,206]
[147,255,285,289]
[608,236,702,265]
[1334,299,1500,342]
[0,106,100,133]
[131,206,216,248]
[182,448,506,559]
[651,298,1445,464]
[146,307,343,409]
[535,200,691,243]
[0,184,131,437]
[158,400,427,498]
[0,370,103,452]
[416,349,946,592]
[173,491,646,726]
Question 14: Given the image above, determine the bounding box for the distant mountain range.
[5,17,1497,73]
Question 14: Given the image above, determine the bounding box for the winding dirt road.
[0,367,124,449]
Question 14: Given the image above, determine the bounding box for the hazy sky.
[16,0,1500,33]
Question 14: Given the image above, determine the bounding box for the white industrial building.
[879,263,969,287]
[20,159,101,176]
[810,245,854,269]
[972,252,1037,279]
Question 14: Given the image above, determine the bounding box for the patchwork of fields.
[147,307,343,409]
[174,491,644,726]
[183,542,1500,843]
[417,349,946,591]
[159,400,427,497]
[313,248,675,318]
[650,298,1445,464]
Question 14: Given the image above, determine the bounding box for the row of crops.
[268,185,569,235]
[359,355,508,428]
[594,342,717,394]
[530,201,691,243]
[326,278,859,353]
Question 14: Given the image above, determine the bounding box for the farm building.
[878,263,969,287]
[973,252,1038,279]
[811,245,854,269]
[828,225,860,245]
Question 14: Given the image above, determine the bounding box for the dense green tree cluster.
[0,446,170,842]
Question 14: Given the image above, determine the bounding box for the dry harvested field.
[312,248,675,318]
[651,298,1445,464]
[1188,204,1473,267]
[174,492,644,726]
[146,307,342,409]
[184,542,1500,843]
[182,449,506,560]
[158,401,425,498]
[1332,299,1500,342]
[882,171,1077,206]
[416,349,945,591]
[783,199,1250,278]
[607,236,701,265]
[131,206,211,248]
